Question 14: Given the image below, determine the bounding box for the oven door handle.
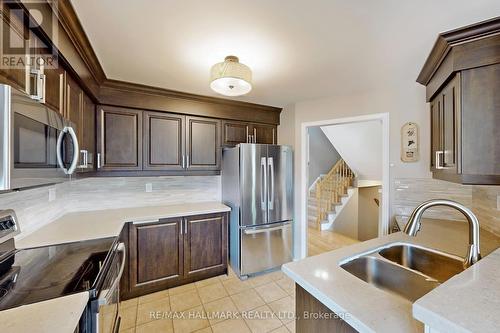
[99,242,126,306]
[56,126,80,175]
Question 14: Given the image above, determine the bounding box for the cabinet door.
[129,218,184,291]
[222,120,249,146]
[183,213,227,279]
[0,3,27,91]
[44,66,64,114]
[65,73,83,141]
[430,96,442,171]
[252,124,276,144]
[461,64,500,178]
[186,116,221,170]
[441,75,459,172]
[81,93,95,170]
[97,106,142,170]
[143,112,185,170]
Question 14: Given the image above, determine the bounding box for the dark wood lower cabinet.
[296,284,358,333]
[129,217,183,293]
[184,213,227,279]
[122,212,228,300]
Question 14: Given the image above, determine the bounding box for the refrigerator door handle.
[268,157,275,210]
[260,157,267,211]
[243,223,289,235]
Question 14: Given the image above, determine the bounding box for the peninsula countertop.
[0,293,89,333]
[282,218,500,333]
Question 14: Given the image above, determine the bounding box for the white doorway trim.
[298,113,390,259]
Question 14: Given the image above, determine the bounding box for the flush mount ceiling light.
[210,55,252,96]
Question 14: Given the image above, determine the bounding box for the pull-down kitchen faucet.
[403,199,481,268]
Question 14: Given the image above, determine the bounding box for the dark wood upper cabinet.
[460,65,500,179]
[143,111,185,171]
[183,213,227,279]
[0,5,27,91]
[440,76,458,171]
[222,121,278,146]
[97,106,142,171]
[186,116,221,171]
[430,75,459,176]
[65,73,83,140]
[430,97,441,172]
[222,120,250,146]
[129,218,184,293]
[418,18,500,185]
[252,123,276,144]
[81,92,95,170]
[44,66,64,114]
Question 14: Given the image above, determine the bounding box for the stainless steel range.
[222,144,293,278]
[0,210,125,333]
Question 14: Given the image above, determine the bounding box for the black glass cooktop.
[0,237,115,311]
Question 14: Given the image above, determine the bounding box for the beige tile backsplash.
[394,178,500,236]
[0,176,221,238]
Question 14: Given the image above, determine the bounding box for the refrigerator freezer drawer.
[240,222,292,276]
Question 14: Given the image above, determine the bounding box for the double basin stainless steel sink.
[340,243,464,302]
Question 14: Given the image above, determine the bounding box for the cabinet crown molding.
[417,16,500,85]
[100,79,282,114]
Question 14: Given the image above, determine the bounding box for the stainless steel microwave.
[0,84,80,191]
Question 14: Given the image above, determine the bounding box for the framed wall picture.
[401,122,419,162]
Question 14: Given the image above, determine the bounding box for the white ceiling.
[71,0,500,107]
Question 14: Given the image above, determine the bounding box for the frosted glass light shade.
[210,56,252,96]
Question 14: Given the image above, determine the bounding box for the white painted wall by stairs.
[321,120,382,182]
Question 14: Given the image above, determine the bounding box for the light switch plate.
[48,187,56,202]
[145,183,153,193]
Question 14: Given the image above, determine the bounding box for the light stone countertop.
[413,248,500,333]
[16,201,231,249]
[0,292,89,333]
[5,201,230,333]
[282,218,500,333]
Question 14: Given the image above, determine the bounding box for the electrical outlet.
[48,187,56,202]
[145,183,153,193]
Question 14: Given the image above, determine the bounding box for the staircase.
[308,159,355,230]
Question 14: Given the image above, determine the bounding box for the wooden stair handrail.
[315,159,355,229]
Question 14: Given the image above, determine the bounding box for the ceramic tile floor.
[118,267,296,333]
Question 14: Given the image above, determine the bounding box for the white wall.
[321,120,382,181]
[331,188,359,239]
[280,85,428,257]
[277,104,295,146]
[307,127,341,188]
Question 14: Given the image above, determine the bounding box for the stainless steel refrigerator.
[222,144,293,278]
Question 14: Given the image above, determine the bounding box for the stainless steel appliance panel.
[221,147,243,276]
[267,145,293,223]
[0,85,11,190]
[239,144,268,226]
[0,84,79,191]
[95,242,125,333]
[240,221,292,276]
